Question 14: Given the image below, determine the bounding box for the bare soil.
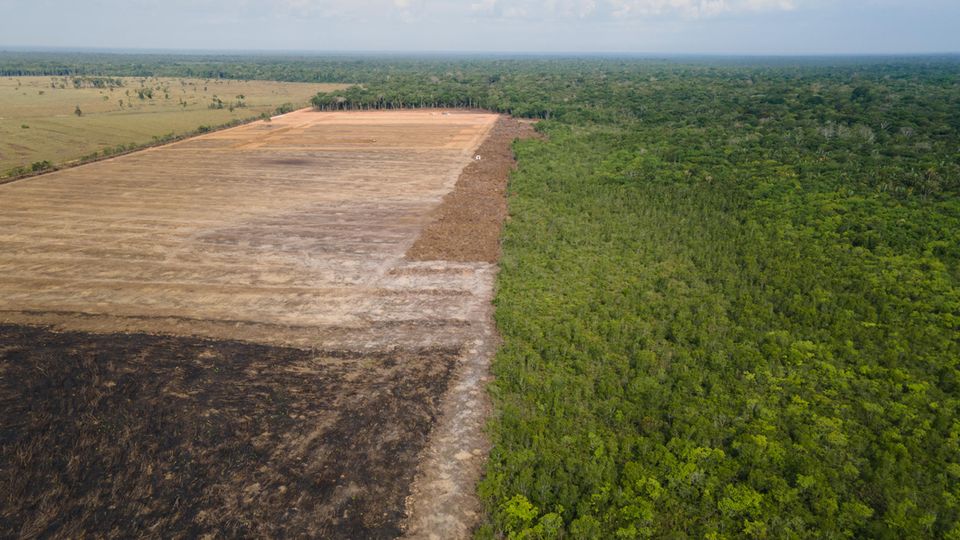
[0,110,499,350]
[406,118,539,263]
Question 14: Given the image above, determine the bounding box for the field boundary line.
[0,107,313,187]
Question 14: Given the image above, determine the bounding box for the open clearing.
[0,109,533,538]
[0,76,346,173]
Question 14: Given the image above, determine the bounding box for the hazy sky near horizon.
[0,0,957,54]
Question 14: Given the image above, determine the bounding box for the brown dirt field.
[406,118,539,263]
[0,109,498,349]
[0,109,530,538]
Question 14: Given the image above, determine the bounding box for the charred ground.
[0,325,457,539]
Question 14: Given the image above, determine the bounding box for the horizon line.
[1,45,959,58]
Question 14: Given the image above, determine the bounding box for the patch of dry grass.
[0,76,347,173]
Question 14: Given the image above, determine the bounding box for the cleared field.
[0,109,519,538]
[0,76,347,173]
[0,109,499,347]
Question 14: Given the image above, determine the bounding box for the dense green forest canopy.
[3,51,959,538]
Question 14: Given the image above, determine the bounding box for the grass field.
[0,76,347,174]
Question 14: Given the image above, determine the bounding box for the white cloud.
[603,0,795,19]
[272,0,434,20]
[541,0,599,18]
[465,0,795,20]
[470,0,498,13]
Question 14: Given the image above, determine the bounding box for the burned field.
[0,325,456,538]
[0,110,532,538]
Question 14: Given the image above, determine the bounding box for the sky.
[0,0,957,54]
